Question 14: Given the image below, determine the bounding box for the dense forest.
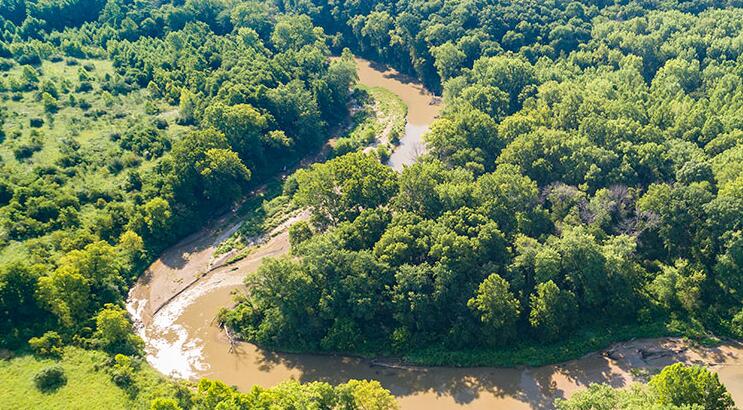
[0,0,741,408]
[221,1,743,362]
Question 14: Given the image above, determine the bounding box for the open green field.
[0,347,177,410]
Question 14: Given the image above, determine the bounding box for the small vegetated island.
[0,0,741,408]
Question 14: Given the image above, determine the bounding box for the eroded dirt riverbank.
[127,57,743,409]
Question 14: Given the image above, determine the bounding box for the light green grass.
[365,86,407,144]
[0,347,129,409]
[0,347,180,410]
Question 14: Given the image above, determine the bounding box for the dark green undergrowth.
[403,321,672,367]
[241,319,721,369]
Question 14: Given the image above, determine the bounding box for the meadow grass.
[0,347,181,410]
[0,347,130,410]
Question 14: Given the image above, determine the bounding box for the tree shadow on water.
[242,345,635,409]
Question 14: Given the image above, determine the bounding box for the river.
[127,58,743,409]
[351,58,441,170]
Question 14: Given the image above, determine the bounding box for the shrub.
[30,117,44,128]
[107,157,125,174]
[289,220,313,246]
[42,92,59,113]
[376,145,390,162]
[0,58,14,71]
[650,363,735,410]
[28,331,64,358]
[33,365,67,392]
[150,398,183,410]
[153,117,168,129]
[109,354,136,389]
[14,141,43,160]
[77,81,93,92]
[730,309,743,337]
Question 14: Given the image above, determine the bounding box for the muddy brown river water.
[127,58,743,409]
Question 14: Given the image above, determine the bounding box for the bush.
[14,141,43,160]
[376,145,390,162]
[650,363,735,409]
[289,220,313,246]
[107,157,125,174]
[109,354,136,389]
[33,365,67,392]
[153,118,168,129]
[29,331,64,358]
[30,117,44,128]
[0,58,14,71]
[150,398,183,410]
[77,81,93,92]
[730,309,743,337]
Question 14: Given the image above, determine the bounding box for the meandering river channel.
[127,58,743,409]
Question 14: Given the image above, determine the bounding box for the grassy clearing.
[0,347,179,410]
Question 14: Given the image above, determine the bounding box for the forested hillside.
[221,3,743,363]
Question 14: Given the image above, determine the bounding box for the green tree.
[433,42,466,81]
[203,102,268,169]
[36,267,91,327]
[335,379,399,410]
[649,363,735,410]
[467,273,520,339]
[197,148,251,203]
[294,152,398,226]
[529,280,578,341]
[0,261,45,346]
[94,303,143,354]
[150,398,183,410]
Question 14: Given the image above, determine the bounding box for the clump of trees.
[557,363,735,410]
[149,378,398,410]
